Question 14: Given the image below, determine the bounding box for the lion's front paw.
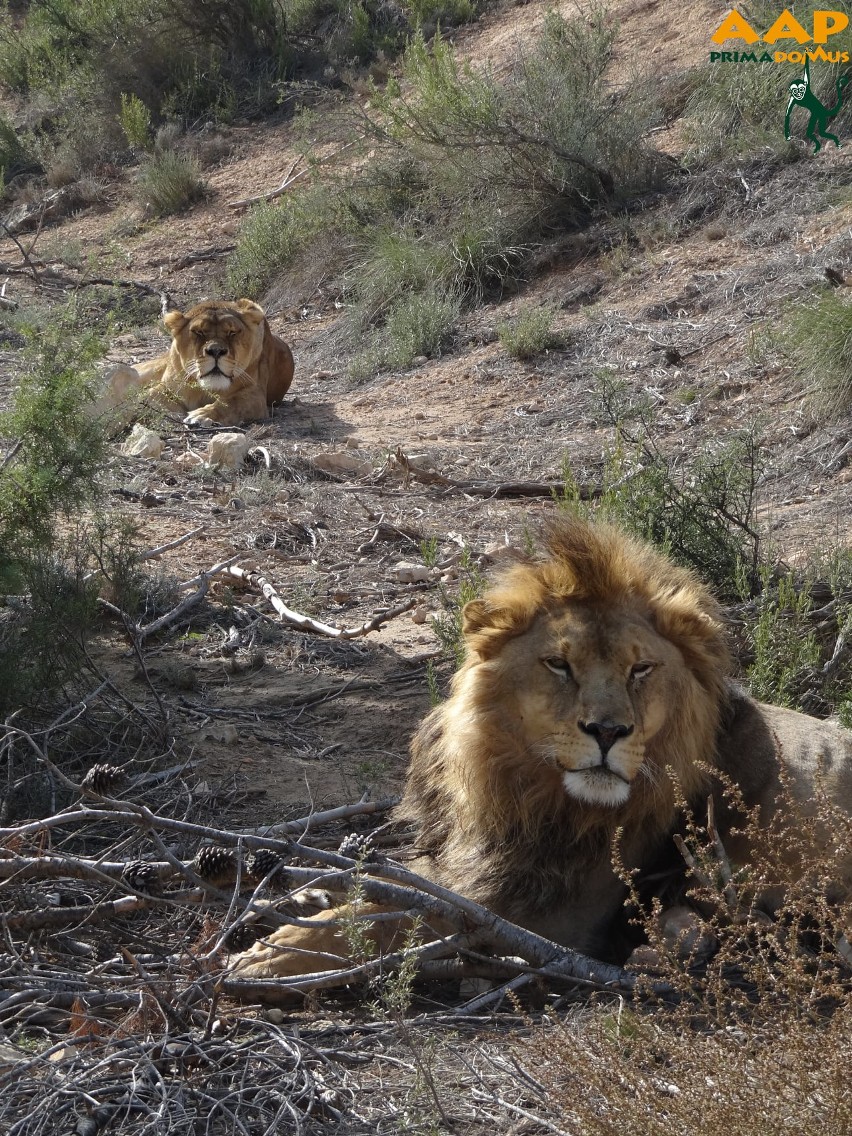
[184,405,228,428]
[229,916,348,979]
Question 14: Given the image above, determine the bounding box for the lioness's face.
[492,603,682,808]
[165,301,265,393]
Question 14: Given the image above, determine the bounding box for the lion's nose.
[578,720,634,757]
[205,343,227,359]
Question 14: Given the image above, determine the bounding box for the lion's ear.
[236,299,266,325]
[462,599,530,660]
[462,600,494,638]
[163,310,186,337]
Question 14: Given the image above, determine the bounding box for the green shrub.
[0,113,30,189]
[786,288,852,421]
[744,570,822,707]
[0,308,111,713]
[431,551,486,666]
[227,185,348,297]
[560,422,764,600]
[406,0,476,29]
[134,149,206,216]
[497,304,563,359]
[118,92,153,152]
[371,12,662,227]
[384,285,460,364]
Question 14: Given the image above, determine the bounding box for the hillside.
[1,0,852,1130]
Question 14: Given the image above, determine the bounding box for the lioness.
[121,299,294,427]
[232,516,852,978]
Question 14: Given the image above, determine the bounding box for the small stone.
[206,432,250,470]
[121,424,164,459]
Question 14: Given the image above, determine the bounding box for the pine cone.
[123,860,162,895]
[338,832,376,861]
[223,923,261,952]
[192,846,238,886]
[81,764,127,796]
[246,849,285,883]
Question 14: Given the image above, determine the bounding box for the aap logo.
[710,8,852,152]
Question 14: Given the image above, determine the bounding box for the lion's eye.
[631,662,655,680]
[543,657,572,679]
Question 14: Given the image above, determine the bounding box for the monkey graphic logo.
[785,57,850,152]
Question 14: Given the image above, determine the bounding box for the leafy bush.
[119,92,153,152]
[786,288,852,421]
[134,149,206,216]
[431,551,486,667]
[0,309,110,713]
[370,12,662,227]
[560,422,764,601]
[382,285,461,365]
[0,0,483,157]
[226,186,349,297]
[0,112,30,190]
[497,304,563,359]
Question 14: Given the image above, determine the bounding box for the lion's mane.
[397,516,734,955]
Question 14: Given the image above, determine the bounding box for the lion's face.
[164,300,266,395]
[485,601,683,808]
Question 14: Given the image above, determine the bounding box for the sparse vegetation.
[497,303,563,359]
[787,288,852,421]
[431,549,486,666]
[561,384,764,599]
[134,148,206,216]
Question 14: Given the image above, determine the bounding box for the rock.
[121,424,164,460]
[411,604,429,624]
[389,561,435,583]
[174,451,204,467]
[311,451,374,479]
[207,432,250,470]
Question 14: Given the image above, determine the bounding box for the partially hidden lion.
[231,515,852,980]
[113,299,294,427]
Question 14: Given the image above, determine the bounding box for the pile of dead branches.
[0,741,648,1134]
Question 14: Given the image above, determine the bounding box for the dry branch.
[223,565,417,638]
[391,447,598,499]
[0,799,648,1002]
[228,156,306,209]
[139,525,205,560]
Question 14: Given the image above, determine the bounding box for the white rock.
[389,561,435,583]
[121,423,164,459]
[311,451,373,479]
[206,433,251,470]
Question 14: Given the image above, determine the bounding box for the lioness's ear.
[236,299,266,325]
[163,310,186,337]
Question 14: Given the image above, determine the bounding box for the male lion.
[118,299,294,427]
[232,516,852,978]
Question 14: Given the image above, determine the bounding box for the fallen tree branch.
[391,447,597,500]
[228,156,306,209]
[0,799,640,989]
[224,565,417,638]
[139,526,205,560]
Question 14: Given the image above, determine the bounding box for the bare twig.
[139,526,205,561]
[224,565,417,638]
